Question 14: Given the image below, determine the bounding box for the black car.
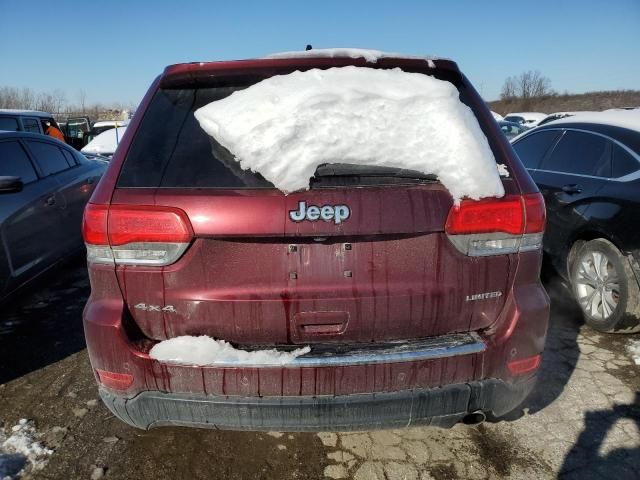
[511,114,640,333]
[0,131,106,301]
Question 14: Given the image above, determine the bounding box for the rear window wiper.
[314,163,438,181]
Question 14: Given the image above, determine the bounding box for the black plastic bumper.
[99,376,536,431]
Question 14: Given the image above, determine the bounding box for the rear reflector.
[83,204,193,266]
[96,369,134,390]
[445,193,545,256]
[506,354,541,376]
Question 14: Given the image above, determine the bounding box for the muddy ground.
[0,258,638,480]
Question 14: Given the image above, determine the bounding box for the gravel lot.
[0,259,638,480]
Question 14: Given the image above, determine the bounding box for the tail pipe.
[462,410,486,425]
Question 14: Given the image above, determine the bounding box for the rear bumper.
[99,376,536,431]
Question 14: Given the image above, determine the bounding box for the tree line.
[0,86,136,120]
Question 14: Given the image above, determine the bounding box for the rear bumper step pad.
[99,376,535,431]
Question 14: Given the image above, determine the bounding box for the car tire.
[570,238,640,333]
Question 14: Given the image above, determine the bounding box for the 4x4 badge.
[134,303,177,313]
[289,201,350,225]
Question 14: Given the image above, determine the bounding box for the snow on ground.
[81,127,127,156]
[150,336,310,367]
[0,419,52,479]
[627,339,640,365]
[265,48,443,65]
[195,66,503,202]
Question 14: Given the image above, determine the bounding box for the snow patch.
[265,48,443,64]
[194,66,503,202]
[81,127,127,156]
[0,419,52,479]
[497,164,510,177]
[627,339,640,366]
[149,336,310,366]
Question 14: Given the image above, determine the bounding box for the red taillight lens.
[506,354,541,376]
[96,369,134,390]
[82,204,109,245]
[108,206,193,246]
[445,193,546,236]
[82,204,193,246]
[445,195,525,235]
[523,193,546,233]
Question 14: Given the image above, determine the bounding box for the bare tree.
[500,70,553,101]
[77,89,87,114]
[500,76,517,100]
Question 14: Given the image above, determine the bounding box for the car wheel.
[570,238,640,333]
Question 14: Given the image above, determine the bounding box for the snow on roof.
[0,109,52,117]
[195,66,503,202]
[92,120,128,128]
[81,126,127,155]
[149,335,310,367]
[546,110,640,132]
[265,48,444,66]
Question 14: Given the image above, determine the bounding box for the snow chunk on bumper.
[149,336,310,367]
[194,66,503,202]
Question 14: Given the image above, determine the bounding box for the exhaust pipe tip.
[462,410,486,425]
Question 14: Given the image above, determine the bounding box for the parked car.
[504,112,547,128]
[81,127,127,159]
[511,111,640,333]
[0,109,62,135]
[0,131,106,301]
[82,50,549,431]
[491,111,504,121]
[61,118,129,151]
[92,120,128,135]
[498,120,528,140]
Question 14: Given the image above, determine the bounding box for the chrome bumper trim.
[289,332,485,367]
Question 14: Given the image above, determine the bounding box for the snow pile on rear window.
[194,67,503,202]
[0,419,53,479]
[149,336,310,366]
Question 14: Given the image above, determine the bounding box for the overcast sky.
[1,0,638,106]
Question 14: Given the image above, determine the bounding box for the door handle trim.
[561,184,582,194]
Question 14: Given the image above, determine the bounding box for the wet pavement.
[0,262,638,479]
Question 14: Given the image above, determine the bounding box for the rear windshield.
[118,85,274,188]
[118,69,488,190]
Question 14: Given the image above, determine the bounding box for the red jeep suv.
[82,51,549,431]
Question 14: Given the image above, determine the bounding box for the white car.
[490,111,504,121]
[81,126,126,158]
[503,112,547,128]
[92,120,129,135]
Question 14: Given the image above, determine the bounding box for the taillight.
[82,203,109,245]
[82,204,193,266]
[445,193,545,256]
